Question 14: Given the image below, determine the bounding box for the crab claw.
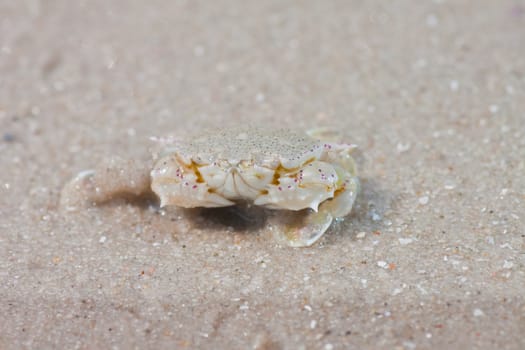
[270,167,359,247]
[271,208,334,247]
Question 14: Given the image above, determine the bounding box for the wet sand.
[1,1,524,349]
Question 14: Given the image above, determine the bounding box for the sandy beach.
[1,1,524,349]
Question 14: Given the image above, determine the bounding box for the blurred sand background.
[1,0,524,349]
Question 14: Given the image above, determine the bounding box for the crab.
[61,128,359,247]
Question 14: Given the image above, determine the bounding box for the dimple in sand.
[61,128,359,247]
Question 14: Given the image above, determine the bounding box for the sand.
[1,0,524,349]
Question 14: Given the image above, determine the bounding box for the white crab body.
[150,128,359,246]
[151,129,352,210]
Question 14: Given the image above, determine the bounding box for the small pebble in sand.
[473,308,484,317]
[255,93,266,103]
[426,14,439,27]
[444,181,456,190]
[396,142,411,153]
[371,212,382,221]
[377,261,388,268]
[392,288,403,296]
[398,238,413,245]
[489,104,499,114]
[356,231,367,239]
[418,195,429,205]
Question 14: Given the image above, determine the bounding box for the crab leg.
[274,176,359,247]
[271,146,359,247]
[272,207,335,247]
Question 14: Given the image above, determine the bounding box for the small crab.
[61,128,359,247]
